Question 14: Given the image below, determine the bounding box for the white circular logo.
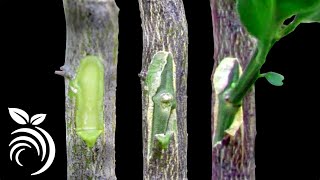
[8,108,56,176]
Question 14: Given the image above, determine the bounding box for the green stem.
[227,42,271,105]
[227,17,303,105]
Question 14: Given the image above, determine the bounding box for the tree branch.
[210,0,257,179]
[138,0,188,179]
[61,0,119,179]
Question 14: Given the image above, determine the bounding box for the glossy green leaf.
[237,0,320,42]
[276,0,320,21]
[306,10,320,22]
[298,8,320,23]
[237,0,275,41]
[263,72,284,86]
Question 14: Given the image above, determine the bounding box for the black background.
[1,0,320,179]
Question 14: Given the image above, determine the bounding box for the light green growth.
[146,51,177,158]
[69,56,104,148]
[261,72,284,86]
[155,133,172,150]
[213,58,243,146]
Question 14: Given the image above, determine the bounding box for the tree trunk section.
[138,0,188,179]
[61,0,118,179]
[210,0,257,179]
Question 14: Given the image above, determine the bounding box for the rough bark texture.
[210,0,257,179]
[61,0,118,179]
[138,0,188,179]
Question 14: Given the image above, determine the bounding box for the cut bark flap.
[212,57,244,147]
[146,51,178,160]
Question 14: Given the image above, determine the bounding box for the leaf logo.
[8,108,56,176]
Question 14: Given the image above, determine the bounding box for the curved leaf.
[237,0,276,41]
[8,108,29,125]
[306,11,320,22]
[299,8,320,23]
[237,0,320,42]
[31,114,46,125]
[276,0,320,21]
[263,72,284,86]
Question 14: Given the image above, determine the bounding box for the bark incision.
[61,0,118,179]
[210,0,257,179]
[138,0,188,179]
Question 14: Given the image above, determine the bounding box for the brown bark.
[138,0,188,179]
[60,0,119,179]
[210,0,257,179]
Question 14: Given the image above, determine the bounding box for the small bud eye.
[160,93,173,103]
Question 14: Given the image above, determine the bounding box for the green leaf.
[237,0,320,42]
[263,72,284,86]
[299,8,320,23]
[276,0,320,21]
[237,0,276,42]
[306,10,320,22]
